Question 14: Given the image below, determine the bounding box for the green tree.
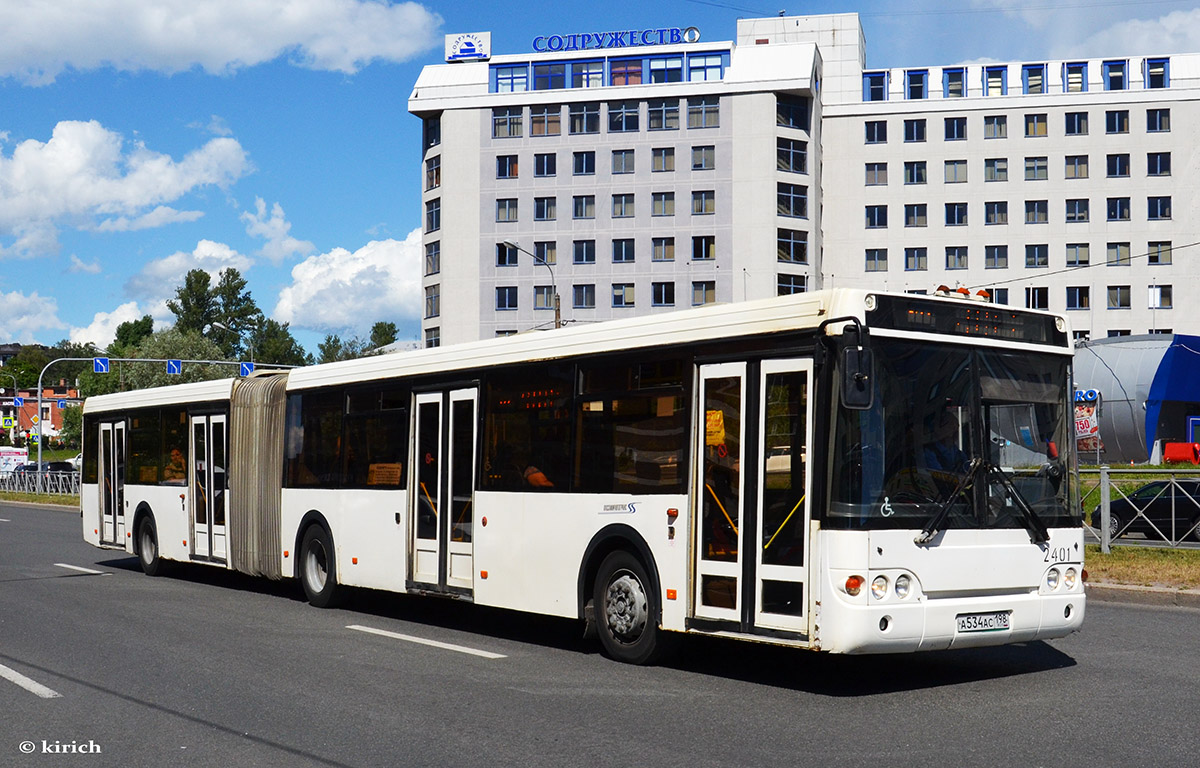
[77,329,230,395]
[316,334,374,364]
[212,268,262,358]
[58,404,83,449]
[369,321,399,350]
[249,318,312,367]
[112,315,155,353]
[5,345,50,388]
[167,269,217,334]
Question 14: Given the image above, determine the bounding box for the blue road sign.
[13,396,23,407]
[166,359,183,375]
[57,399,66,409]
[240,362,255,377]
[94,357,110,374]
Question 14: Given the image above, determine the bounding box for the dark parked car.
[44,461,76,473]
[1096,480,1200,542]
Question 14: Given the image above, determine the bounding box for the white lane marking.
[347,624,507,659]
[0,663,62,699]
[54,564,107,575]
[0,518,10,522]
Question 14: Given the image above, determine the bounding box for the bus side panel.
[128,484,197,564]
[471,491,690,631]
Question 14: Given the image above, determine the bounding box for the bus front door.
[695,364,746,623]
[98,421,126,545]
[411,388,478,593]
[189,414,228,562]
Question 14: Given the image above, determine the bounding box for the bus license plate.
[956,611,1011,633]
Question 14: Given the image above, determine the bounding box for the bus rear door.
[189,414,228,562]
[98,421,126,545]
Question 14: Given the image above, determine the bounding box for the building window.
[904,118,926,142]
[534,241,556,265]
[532,63,566,90]
[865,120,887,144]
[992,289,1009,305]
[425,199,440,232]
[534,153,556,177]
[652,237,675,262]
[1065,112,1088,135]
[424,241,440,276]
[609,190,638,216]
[903,161,926,185]
[865,162,887,186]
[1026,286,1049,310]
[1066,286,1090,310]
[1149,284,1172,309]
[496,155,518,179]
[573,151,595,175]
[865,248,887,272]
[866,205,888,229]
[905,70,928,99]
[496,286,518,311]
[609,101,639,132]
[1147,108,1170,132]
[573,240,596,264]
[687,96,720,128]
[905,247,928,271]
[1105,109,1129,134]
[777,229,808,263]
[493,64,528,92]
[692,145,716,171]
[495,242,518,267]
[1108,330,1131,338]
[1065,199,1089,222]
[984,65,1007,95]
[905,203,928,227]
[571,61,604,88]
[612,283,635,308]
[425,155,440,190]
[1025,244,1049,268]
[647,99,679,131]
[652,147,675,172]
[984,201,1007,225]
[1025,200,1048,224]
[1025,113,1048,137]
[610,58,643,86]
[496,198,518,222]
[612,239,635,263]
[692,236,715,261]
[424,284,440,318]
[984,115,1007,139]
[985,245,1008,269]
[492,107,522,138]
[424,327,440,348]
[569,103,600,134]
[777,95,810,130]
[1064,62,1087,92]
[1066,243,1090,266]
[1106,153,1130,178]
[1107,285,1131,309]
[984,158,1008,182]
[1147,152,1171,176]
[1024,156,1048,180]
[423,115,441,149]
[573,284,595,308]
[573,195,595,220]
[1107,242,1131,266]
[692,191,715,216]
[648,56,683,83]
[692,280,716,305]
[777,139,806,174]
[945,116,967,140]
[943,67,965,97]
[1065,155,1089,179]
[945,202,967,226]
[1023,64,1046,94]
[652,282,675,307]
[777,274,807,295]
[530,105,561,136]
[534,197,556,221]
[1148,241,1172,265]
[1106,198,1130,222]
[1148,196,1172,220]
[1103,60,1127,90]
[652,192,675,217]
[946,246,968,270]
[611,149,635,174]
[777,183,807,218]
[945,159,967,183]
[533,285,555,311]
[1145,58,1170,89]
[863,71,888,101]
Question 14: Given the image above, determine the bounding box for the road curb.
[0,499,78,512]
[1087,582,1200,609]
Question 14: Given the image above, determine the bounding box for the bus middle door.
[98,421,126,545]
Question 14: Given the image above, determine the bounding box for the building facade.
[411,13,1198,345]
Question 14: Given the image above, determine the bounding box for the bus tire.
[593,550,669,665]
[137,516,165,577]
[300,525,345,608]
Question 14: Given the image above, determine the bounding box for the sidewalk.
[1086,582,1200,609]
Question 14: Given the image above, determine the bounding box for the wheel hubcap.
[604,571,648,644]
[306,542,328,591]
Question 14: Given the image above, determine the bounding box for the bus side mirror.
[842,348,874,410]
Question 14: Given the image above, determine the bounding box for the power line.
[968,240,1199,291]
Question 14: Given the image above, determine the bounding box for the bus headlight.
[870,575,889,600]
[1046,568,1060,590]
[894,574,912,599]
[1064,568,1078,590]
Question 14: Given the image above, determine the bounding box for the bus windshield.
[830,338,1079,531]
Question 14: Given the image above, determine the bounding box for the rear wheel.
[593,550,672,665]
[300,525,345,608]
[137,516,165,577]
[1106,511,1123,540]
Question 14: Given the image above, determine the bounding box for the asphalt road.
[2,500,1198,767]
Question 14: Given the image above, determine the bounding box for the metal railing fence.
[1081,467,1200,552]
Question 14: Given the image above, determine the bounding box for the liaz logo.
[601,503,637,514]
[446,33,490,62]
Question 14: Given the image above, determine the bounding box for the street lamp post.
[501,240,561,330]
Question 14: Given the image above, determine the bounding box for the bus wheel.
[300,525,344,608]
[594,550,667,665]
[137,516,165,577]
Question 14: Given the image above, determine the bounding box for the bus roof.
[83,376,238,415]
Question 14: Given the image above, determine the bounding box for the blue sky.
[3,0,1199,353]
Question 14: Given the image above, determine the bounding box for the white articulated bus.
[82,290,1084,663]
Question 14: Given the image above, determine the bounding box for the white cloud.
[0,290,64,342]
[0,0,443,85]
[68,301,155,348]
[273,228,422,333]
[1065,9,1200,58]
[0,120,249,257]
[125,239,254,304]
[68,254,102,274]
[241,197,314,265]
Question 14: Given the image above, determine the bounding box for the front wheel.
[1106,510,1124,540]
[137,516,166,577]
[300,525,345,608]
[593,551,671,665]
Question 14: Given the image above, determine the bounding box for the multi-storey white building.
[411,13,1198,346]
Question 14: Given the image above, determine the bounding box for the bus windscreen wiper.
[985,463,1051,544]
[915,457,984,545]
[915,459,1050,545]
